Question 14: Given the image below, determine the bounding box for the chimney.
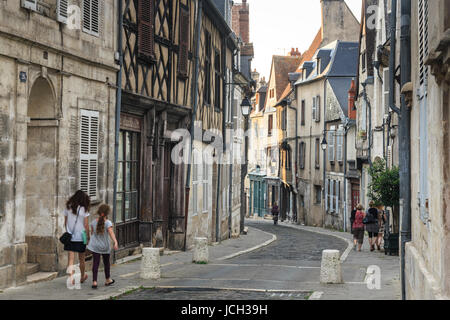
[288,47,301,57]
[320,0,359,46]
[238,1,250,43]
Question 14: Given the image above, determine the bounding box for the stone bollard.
[320,250,343,284]
[193,237,209,263]
[141,248,161,280]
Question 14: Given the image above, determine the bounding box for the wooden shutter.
[21,0,37,11]
[138,0,155,58]
[57,0,69,24]
[80,110,99,200]
[192,161,198,215]
[203,160,209,213]
[336,181,340,214]
[325,179,329,211]
[82,0,100,36]
[328,131,335,162]
[178,5,190,78]
[315,95,321,122]
[268,115,273,136]
[330,180,334,212]
[312,97,317,121]
[383,68,390,114]
[337,128,343,162]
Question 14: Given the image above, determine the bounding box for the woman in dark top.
[272,202,279,225]
[366,201,380,252]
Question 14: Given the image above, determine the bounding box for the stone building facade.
[405,0,450,300]
[0,0,118,288]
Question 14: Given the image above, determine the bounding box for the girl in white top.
[63,190,91,284]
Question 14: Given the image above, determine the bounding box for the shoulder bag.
[59,207,80,245]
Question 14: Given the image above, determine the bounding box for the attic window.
[361,52,367,73]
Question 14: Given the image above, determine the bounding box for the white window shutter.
[418,0,429,86]
[328,131,335,162]
[336,181,340,214]
[330,180,334,212]
[57,0,69,24]
[80,110,99,200]
[325,179,329,211]
[21,0,37,11]
[82,0,100,36]
[192,163,198,214]
[337,130,343,162]
[316,95,321,122]
[203,162,209,213]
[312,97,316,121]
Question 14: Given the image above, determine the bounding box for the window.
[336,127,344,163]
[281,108,287,131]
[116,130,140,223]
[336,181,340,214]
[330,180,335,212]
[268,115,273,136]
[269,89,275,99]
[315,185,322,205]
[192,157,200,215]
[383,68,390,114]
[80,109,99,200]
[299,141,306,170]
[214,50,221,110]
[315,138,320,169]
[83,0,100,37]
[361,52,366,72]
[325,179,330,211]
[204,31,212,105]
[285,149,291,171]
[418,0,429,86]
[328,130,335,162]
[301,100,305,126]
[57,0,69,23]
[178,5,189,78]
[312,96,320,122]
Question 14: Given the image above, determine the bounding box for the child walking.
[87,204,119,289]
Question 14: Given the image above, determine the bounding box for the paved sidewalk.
[0,226,275,300]
[262,219,401,300]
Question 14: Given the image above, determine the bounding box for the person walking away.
[366,201,380,252]
[272,202,279,225]
[352,204,366,252]
[63,190,90,284]
[376,207,387,251]
[350,207,357,235]
[87,204,119,289]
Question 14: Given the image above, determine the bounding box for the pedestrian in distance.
[350,207,357,234]
[365,201,380,252]
[272,202,279,225]
[376,206,387,251]
[63,190,90,284]
[87,204,119,289]
[352,204,366,252]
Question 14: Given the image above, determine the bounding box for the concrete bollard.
[320,250,343,284]
[141,248,161,280]
[193,237,209,263]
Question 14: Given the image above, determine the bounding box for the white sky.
[247,0,362,80]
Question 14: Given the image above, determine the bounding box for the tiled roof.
[277,29,323,104]
[272,55,302,102]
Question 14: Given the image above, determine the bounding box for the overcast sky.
[248,0,362,80]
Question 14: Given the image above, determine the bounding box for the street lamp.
[240,97,252,116]
[321,135,328,151]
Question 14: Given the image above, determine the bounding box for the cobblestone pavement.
[119,287,310,300]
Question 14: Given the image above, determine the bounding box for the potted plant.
[367,158,400,255]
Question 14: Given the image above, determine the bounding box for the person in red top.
[352,204,366,252]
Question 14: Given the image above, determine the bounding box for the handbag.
[59,207,80,245]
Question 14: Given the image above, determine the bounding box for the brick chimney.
[288,48,301,57]
[232,1,250,44]
[348,79,357,120]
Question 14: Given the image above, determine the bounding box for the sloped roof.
[328,78,353,117]
[277,29,323,104]
[272,55,302,102]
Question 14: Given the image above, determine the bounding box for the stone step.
[26,272,57,285]
[26,263,40,276]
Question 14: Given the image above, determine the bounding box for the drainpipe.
[389,0,401,115]
[399,0,412,301]
[112,0,123,263]
[184,0,203,251]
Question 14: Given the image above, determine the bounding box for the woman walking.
[376,207,387,251]
[366,201,380,252]
[272,202,279,225]
[352,204,366,252]
[87,204,118,289]
[63,190,90,284]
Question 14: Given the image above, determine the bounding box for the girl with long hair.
[63,190,91,284]
[87,204,118,289]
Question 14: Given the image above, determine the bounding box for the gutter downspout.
[389,0,401,115]
[184,0,203,251]
[399,0,412,301]
[112,0,123,263]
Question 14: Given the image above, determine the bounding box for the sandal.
[105,279,115,286]
[92,284,98,289]
[80,274,88,283]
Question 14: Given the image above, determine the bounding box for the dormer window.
[317,59,321,74]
